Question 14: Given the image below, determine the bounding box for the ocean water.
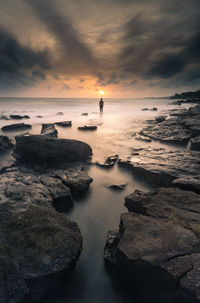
[0,97,190,303]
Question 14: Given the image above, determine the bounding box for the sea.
[0,97,192,303]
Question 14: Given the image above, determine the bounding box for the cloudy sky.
[0,0,200,98]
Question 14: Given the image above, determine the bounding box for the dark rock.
[0,204,82,301]
[135,136,152,142]
[36,115,43,118]
[81,113,88,116]
[78,126,97,131]
[191,136,200,151]
[107,184,127,190]
[41,124,58,137]
[56,112,64,116]
[14,135,92,166]
[0,115,9,120]
[1,123,32,132]
[54,166,93,196]
[155,116,167,123]
[55,121,72,127]
[105,188,200,302]
[96,155,118,168]
[141,108,149,111]
[118,148,200,187]
[172,177,200,195]
[9,115,30,119]
[150,107,158,111]
[0,136,14,152]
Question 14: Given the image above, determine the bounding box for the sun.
[99,90,104,95]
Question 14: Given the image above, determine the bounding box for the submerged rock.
[0,204,82,302]
[1,123,32,132]
[105,188,200,302]
[0,136,14,152]
[14,135,92,166]
[56,112,64,116]
[107,184,127,190]
[150,107,158,111]
[55,121,72,127]
[41,123,58,137]
[9,115,30,120]
[78,125,97,131]
[118,148,200,187]
[0,115,9,120]
[81,113,88,116]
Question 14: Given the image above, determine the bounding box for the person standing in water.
[99,98,104,113]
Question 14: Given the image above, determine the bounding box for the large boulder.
[0,204,82,302]
[14,135,92,165]
[105,188,200,302]
[0,136,14,152]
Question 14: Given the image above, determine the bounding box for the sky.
[0,0,200,98]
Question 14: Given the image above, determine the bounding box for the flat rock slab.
[118,147,200,187]
[78,126,97,131]
[1,123,32,132]
[14,135,92,166]
[105,187,200,302]
[0,136,14,152]
[41,123,58,137]
[55,121,72,127]
[0,204,82,302]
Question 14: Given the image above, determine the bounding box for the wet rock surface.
[9,115,30,120]
[14,135,92,165]
[140,105,200,145]
[41,123,58,137]
[1,123,32,132]
[105,187,200,302]
[190,136,200,151]
[0,136,14,152]
[118,147,200,187]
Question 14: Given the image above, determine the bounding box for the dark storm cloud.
[25,0,98,72]
[0,27,49,89]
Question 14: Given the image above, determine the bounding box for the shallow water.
[0,97,189,302]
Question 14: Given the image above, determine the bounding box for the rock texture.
[41,123,58,137]
[14,135,92,166]
[0,136,14,152]
[105,188,200,302]
[118,147,200,188]
[1,123,32,132]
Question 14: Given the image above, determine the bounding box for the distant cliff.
[171,89,200,99]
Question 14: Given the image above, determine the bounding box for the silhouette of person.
[99,98,104,113]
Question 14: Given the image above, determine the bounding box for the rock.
[96,155,118,168]
[105,188,200,302]
[191,136,200,151]
[150,107,158,111]
[56,112,64,116]
[54,166,93,196]
[0,136,14,152]
[55,121,72,127]
[14,135,92,166]
[107,184,127,190]
[172,177,200,195]
[9,115,30,119]
[78,126,97,131]
[81,113,88,116]
[36,115,43,118]
[155,116,167,123]
[141,108,149,111]
[41,124,58,137]
[1,123,32,132]
[135,136,152,142]
[118,148,200,187]
[0,204,82,301]
[0,115,9,120]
